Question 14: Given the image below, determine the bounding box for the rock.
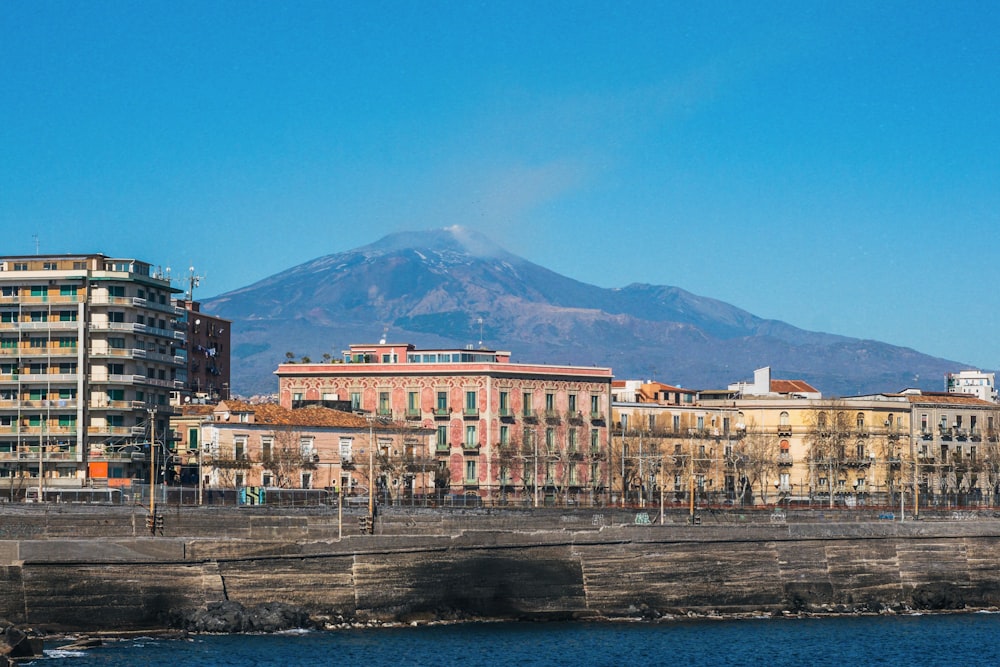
[0,626,40,658]
[171,601,315,633]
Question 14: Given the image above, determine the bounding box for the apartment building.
[905,391,1000,506]
[611,380,740,505]
[181,401,433,500]
[945,370,997,403]
[275,342,614,504]
[0,254,184,495]
[178,299,231,403]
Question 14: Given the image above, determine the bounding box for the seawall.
[1,505,998,631]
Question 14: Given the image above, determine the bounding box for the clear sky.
[2,2,998,372]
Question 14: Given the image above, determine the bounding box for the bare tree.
[260,425,315,488]
[728,421,777,507]
[804,402,856,508]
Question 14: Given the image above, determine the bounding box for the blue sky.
[2,2,998,373]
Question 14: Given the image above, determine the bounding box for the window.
[499,391,509,415]
[350,392,361,410]
[30,285,46,298]
[590,395,600,415]
[779,412,790,426]
[59,310,76,321]
[673,415,680,432]
[301,473,312,489]
[465,425,477,448]
[465,460,477,483]
[465,390,477,413]
[436,426,448,451]
[29,337,45,348]
[545,392,555,413]
[522,391,532,417]
[696,415,705,431]
[545,427,554,451]
[648,414,656,430]
[856,413,865,429]
[590,428,599,451]
[568,394,577,413]
[500,425,509,446]
[108,311,124,323]
[234,436,248,460]
[107,388,124,402]
[436,391,448,413]
[856,443,865,459]
[299,437,315,458]
[338,437,352,463]
[407,391,419,415]
[568,428,577,451]
[378,391,391,416]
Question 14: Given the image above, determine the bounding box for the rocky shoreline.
[9,596,999,664]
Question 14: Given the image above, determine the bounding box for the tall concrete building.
[0,254,184,496]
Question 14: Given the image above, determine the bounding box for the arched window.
[780,439,790,452]
[779,411,790,426]
[856,413,865,429]
[818,412,827,429]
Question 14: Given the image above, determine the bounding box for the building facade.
[0,254,184,496]
[179,400,434,501]
[178,299,231,403]
[945,370,997,403]
[275,343,614,505]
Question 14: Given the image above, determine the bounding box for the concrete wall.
[3,506,1000,631]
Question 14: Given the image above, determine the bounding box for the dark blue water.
[34,613,1000,667]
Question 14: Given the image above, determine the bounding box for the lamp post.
[533,429,539,508]
[367,415,375,533]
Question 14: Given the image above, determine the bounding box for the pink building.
[275,343,614,505]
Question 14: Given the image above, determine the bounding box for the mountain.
[202,226,964,397]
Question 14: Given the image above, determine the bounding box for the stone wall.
[2,506,1000,631]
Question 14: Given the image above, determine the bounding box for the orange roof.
[178,404,216,417]
[905,393,996,407]
[771,379,819,394]
[216,400,378,428]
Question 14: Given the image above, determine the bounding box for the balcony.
[433,407,450,419]
[461,441,480,453]
[544,410,561,424]
[463,407,479,419]
[522,410,539,424]
[498,408,515,422]
[567,411,585,425]
[777,426,792,437]
[589,411,605,423]
[0,446,81,462]
[404,408,421,421]
[777,452,793,466]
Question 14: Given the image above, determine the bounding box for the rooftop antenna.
[477,317,484,349]
[379,326,389,344]
[186,265,203,301]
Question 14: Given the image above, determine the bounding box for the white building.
[946,370,997,403]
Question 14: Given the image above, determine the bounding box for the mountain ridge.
[202,226,963,396]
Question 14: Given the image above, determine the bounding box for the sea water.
[32,613,1000,667]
